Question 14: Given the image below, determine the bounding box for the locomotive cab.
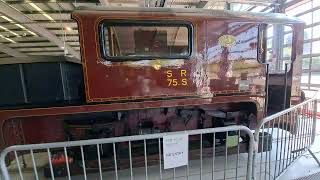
[71,7,304,131]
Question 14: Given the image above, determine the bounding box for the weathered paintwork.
[73,10,264,102]
[72,8,303,105]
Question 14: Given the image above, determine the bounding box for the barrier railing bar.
[144,139,148,180]
[158,138,162,180]
[212,133,216,180]
[14,151,24,180]
[80,145,87,180]
[129,141,134,180]
[113,142,118,180]
[286,112,293,169]
[282,112,289,172]
[236,129,240,180]
[97,144,103,180]
[279,115,285,175]
[259,124,264,180]
[293,109,299,161]
[63,147,71,180]
[224,131,228,180]
[267,121,271,180]
[30,149,39,180]
[200,133,203,180]
[307,102,313,147]
[274,117,280,176]
[47,148,55,180]
[270,117,275,180]
[297,105,305,158]
[311,99,318,144]
[303,104,309,156]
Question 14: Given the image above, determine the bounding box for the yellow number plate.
[166,70,188,87]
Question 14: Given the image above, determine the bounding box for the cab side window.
[100,20,192,61]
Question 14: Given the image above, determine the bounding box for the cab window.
[100,20,192,61]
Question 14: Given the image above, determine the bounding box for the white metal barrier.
[0,126,254,180]
[1,96,318,180]
[253,96,319,180]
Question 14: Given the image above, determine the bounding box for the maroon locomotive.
[0,7,304,176]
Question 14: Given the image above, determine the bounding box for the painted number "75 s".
[166,70,188,87]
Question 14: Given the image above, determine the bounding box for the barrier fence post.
[0,151,10,180]
[311,99,317,144]
[308,98,320,167]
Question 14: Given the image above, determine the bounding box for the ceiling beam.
[209,0,277,6]
[284,0,307,9]
[11,45,79,49]
[1,39,77,44]
[0,43,28,58]
[99,0,110,6]
[0,21,77,27]
[22,10,73,14]
[6,0,100,4]
[0,1,80,60]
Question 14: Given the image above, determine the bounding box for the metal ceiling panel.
[9,42,55,47]
[50,29,78,35]
[27,3,52,12]
[27,13,71,21]
[36,22,77,28]
[18,47,63,51]
[57,3,75,10]
[0,43,28,57]
[0,1,80,59]
[67,41,80,46]
[27,51,65,55]
[8,36,49,42]
[45,3,62,11]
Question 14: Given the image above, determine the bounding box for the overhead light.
[14,24,25,29]
[14,24,37,36]
[29,2,44,12]
[0,25,20,37]
[42,14,54,21]
[0,15,37,37]
[0,34,16,43]
[65,27,72,31]
[26,30,37,36]
[0,15,13,22]
[29,2,55,21]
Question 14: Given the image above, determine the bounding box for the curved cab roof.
[73,6,304,25]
